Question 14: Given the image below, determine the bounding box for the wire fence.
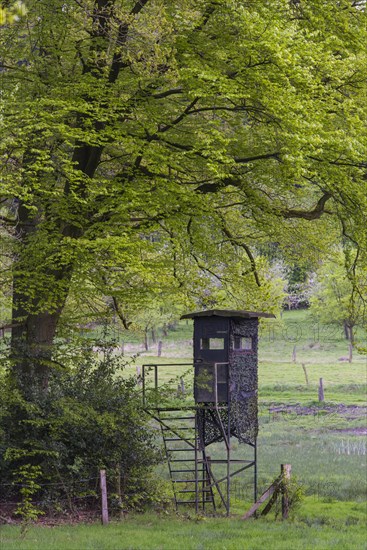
[0,476,100,508]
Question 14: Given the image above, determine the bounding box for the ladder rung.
[176,500,210,505]
[172,479,206,483]
[171,472,196,474]
[167,447,195,453]
[164,437,196,441]
[170,459,197,463]
[162,427,192,431]
[177,488,212,493]
[160,416,195,420]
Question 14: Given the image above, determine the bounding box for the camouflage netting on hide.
[197,319,258,448]
[229,319,258,446]
[197,407,235,448]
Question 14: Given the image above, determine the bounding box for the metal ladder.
[157,410,216,512]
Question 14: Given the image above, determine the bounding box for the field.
[1,310,366,549]
[1,502,367,550]
[137,311,366,504]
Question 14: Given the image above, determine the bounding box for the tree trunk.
[10,199,72,399]
[10,272,68,399]
[11,313,61,395]
[144,329,149,351]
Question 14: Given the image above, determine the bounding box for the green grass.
[257,421,366,502]
[1,500,367,550]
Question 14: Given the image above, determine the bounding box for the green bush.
[0,344,165,516]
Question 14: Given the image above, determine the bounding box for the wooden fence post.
[281,464,291,520]
[242,463,293,520]
[158,340,163,357]
[242,477,281,520]
[318,377,324,402]
[100,469,109,525]
[301,363,309,386]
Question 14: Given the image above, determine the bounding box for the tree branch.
[191,3,217,32]
[108,0,151,82]
[308,155,367,169]
[219,220,261,287]
[130,0,150,15]
[152,88,183,99]
[187,218,223,284]
[282,192,333,220]
[235,152,280,164]
[111,296,131,330]
[158,98,200,133]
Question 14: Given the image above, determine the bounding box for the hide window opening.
[195,363,229,402]
[196,365,214,397]
[233,336,252,351]
[200,337,225,350]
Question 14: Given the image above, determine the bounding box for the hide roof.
[180,309,275,320]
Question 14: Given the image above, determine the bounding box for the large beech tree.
[0,0,366,398]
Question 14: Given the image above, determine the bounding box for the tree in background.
[310,249,367,362]
[0,0,366,400]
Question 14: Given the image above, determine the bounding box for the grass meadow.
[1,310,366,549]
[1,502,367,550]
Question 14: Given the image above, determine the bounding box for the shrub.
[0,343,164,516]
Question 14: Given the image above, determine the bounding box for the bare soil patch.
[268,404,367,421]
[331,427,367,436]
